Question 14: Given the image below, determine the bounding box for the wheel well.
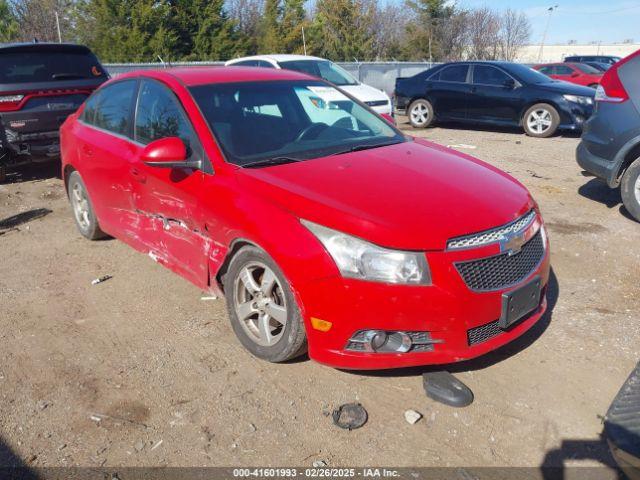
[618,142,640,181]
[214,239,257,292]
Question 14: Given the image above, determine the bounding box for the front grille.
[447,210,536,250]
[455,230,545,291]
[467,320,502,346]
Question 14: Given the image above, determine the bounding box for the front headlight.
[301,220,431,285]
[563,94,593,105]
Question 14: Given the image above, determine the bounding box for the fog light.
[346,330,415,353]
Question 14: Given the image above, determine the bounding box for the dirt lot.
[0,121,639,474]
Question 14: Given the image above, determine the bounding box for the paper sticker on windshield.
[307,86,349,103]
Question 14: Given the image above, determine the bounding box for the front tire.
[67,171,106,240]
[620,158,640,222]
[407,99,434,129]
[224,246,307,363]
[523,103,560,138]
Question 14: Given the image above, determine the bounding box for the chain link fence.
[104,61,441,95]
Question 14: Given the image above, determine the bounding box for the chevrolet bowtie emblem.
[502,232,526,255]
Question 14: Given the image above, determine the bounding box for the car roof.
[116,66,317,86]
[227,54,325,64]
[0,42,93,54]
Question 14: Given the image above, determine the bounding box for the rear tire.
[67,171,106,240]
[224,245,307,363]
[407,99,435,129]
[522,103,560,138]
[620,158,640,222]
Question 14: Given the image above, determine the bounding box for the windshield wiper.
[242,156,303,168]
[330,140,402,157]
[52,73,88,80]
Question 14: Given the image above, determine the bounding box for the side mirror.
[503,78,516,89]
[141,137,201,170]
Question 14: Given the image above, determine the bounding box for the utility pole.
[55,11,62,43]
[538,5,558,62]
[302,27,307,56]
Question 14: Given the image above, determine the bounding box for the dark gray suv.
[577,49,640,221]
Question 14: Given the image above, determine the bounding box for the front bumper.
[299,225,551,370]
[0,128,60,166]
[558,101,593,131]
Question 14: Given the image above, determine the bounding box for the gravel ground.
[0,121,638,475]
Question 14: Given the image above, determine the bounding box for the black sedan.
[394,61,595,137]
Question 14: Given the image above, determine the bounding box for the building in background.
[517,42,638,63]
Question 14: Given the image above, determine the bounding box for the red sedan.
[533,62,602,88]
[60,67,550,370]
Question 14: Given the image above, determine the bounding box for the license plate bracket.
[499,277,542,329]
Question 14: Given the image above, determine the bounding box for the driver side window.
[134,80,203,162]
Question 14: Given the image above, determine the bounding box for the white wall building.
[517,42,639,63]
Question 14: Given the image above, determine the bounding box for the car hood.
[534,80,595,96]
[237,139,534,251]
[340,83,390,103]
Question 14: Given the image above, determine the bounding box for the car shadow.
[0,208,52,234]
[540,434,624,480]
[397,117,582,139]
[578,178,639,223]
[2,161,61,184]
[344,267,559,378]
[0,435,39,479]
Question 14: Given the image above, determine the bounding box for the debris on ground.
[150,440,163,451]
[134,440,145,452]
[446,143,476,149]
[332,403,368,430]
[423,372,474,408]
[313,460,328,467]
[200,295,218,301]
[91,275,113,285]
[404,409,423,425]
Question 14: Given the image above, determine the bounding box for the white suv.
[225,55,392,115]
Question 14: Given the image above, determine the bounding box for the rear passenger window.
[438,65,469,83]
[134,80,202,159]
[555,65,573,75]
[91,80,136,136]
[80,91,101,125]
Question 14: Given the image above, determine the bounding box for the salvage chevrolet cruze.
[61,67,550,370]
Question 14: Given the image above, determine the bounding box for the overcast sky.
[457,0,640,45]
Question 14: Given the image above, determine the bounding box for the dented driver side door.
[128,79,210,289]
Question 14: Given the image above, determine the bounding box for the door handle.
[81,144,94,156]
[130,167,147,183]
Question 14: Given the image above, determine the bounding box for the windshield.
[0,51,106,84]
[575,63,601,74]
[189,80,404,167]
[505,63,555,84]
[278,60,359,86]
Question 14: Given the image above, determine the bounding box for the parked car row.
[394,61,595,138]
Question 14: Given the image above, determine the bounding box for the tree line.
[0,0,531,63]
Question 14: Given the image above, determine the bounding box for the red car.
[60,67,550,370]
[533,62,602,88]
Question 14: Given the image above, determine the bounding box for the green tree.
[258,0,282,52]
[403,0,456,60]
[193,0,241,60]
[0,0,18,42]
[309,0,374,61]
[280,0,309,53]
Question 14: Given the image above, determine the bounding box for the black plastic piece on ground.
[422,371,474,408]
[605,360,640,478]
[332,403,368,430]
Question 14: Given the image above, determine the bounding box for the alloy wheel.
[527,109,552,135]
[410,103,429,126]
[234,261,288,347]
[71,182,91,231]
[635,174,640,206]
